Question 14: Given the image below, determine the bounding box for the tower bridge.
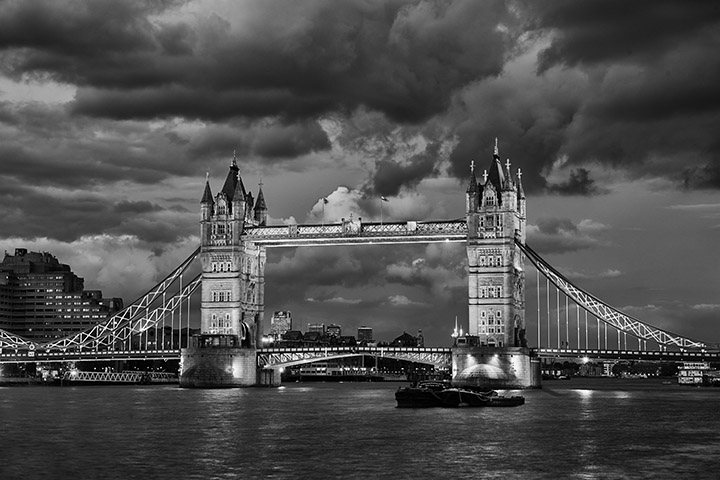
[1,143,715,387]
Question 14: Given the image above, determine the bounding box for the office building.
[307,323,325,335]
[0,248,123,343]
[326,324,341,338]
[357,326,373,343]
[270,311,292,338]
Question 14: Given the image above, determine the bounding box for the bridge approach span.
[518,241,711,350]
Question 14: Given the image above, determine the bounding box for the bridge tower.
[180,154,268,388]
[454,139,540,388]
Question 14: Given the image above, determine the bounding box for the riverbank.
[0,377,45,386]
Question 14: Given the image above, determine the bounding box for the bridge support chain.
[452,345,541,389]
[179,334,257,388]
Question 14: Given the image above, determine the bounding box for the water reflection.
[1,381,719,479]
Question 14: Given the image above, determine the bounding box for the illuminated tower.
[465,139,527,348]
[453,139,538,389]
[180,153,267,387]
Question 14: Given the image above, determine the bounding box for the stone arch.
[239,322,252,348]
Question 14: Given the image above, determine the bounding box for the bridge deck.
[2,346,717,364]
[242,220,468,246]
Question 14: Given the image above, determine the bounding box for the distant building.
[270,311,292,338]
[357,326,373,343]
[307,323,325,335]
[326,324,341,338]
[390,331,420,347]
[0,248,123,343]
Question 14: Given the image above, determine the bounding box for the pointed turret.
[517,168,525,200]
[201,174,214,204]
[504,158,515,190]
[200,173,214,245]
[466,161,479,213]
[254,183,268,226]
[483,139,506,206]
[221,152,240,202]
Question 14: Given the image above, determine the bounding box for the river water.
[1,378,718,479]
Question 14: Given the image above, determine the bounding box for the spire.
[254,183,267,212]
[221,152,240,201]
[233,170,247,203]
[253,180,268,226]
[201,174,214,204]
[466,160,479,193]
[504,158,514,189]
[483,140,506,205]
[517,168,525,199]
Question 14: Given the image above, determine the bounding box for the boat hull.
[395,385,524,408]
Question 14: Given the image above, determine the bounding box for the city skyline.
[1,1,719,346]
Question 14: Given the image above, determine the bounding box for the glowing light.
[582,356,590,364]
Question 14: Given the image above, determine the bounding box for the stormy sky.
[1,0,718,346]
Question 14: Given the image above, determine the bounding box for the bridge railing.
[243,220,467,245]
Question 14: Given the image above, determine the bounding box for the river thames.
[1,378,718,479]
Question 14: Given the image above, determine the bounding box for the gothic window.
[495,256,502,266]
[480,287,487,298]
[479,256,485,266]
[217,203,226,215]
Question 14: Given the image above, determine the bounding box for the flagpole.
[380,197,383,225]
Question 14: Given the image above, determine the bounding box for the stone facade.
[465,140,527,348]
[452,345,541,389]
[179,347,257,388]
[180,154,268,388]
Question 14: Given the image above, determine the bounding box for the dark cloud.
[371,142,440,196]
[250,121,330,159]
[521,0,720,72]
[547,168,604,196]
[0,180,195,243]
[683,163,720,190]
[114,200,163,214]
[527,217,606,254]
[187,119,330,161]
[1,0,518,122]
[445,1,720,194]
[0,103,192,188]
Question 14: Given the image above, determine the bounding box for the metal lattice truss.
[0,247,201,352]
[243,220,468,247]
[518,241,707,350]
[84,273,202,350]
[0,329,37,350]
[64,370,177,382]
[257,346,452,368]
